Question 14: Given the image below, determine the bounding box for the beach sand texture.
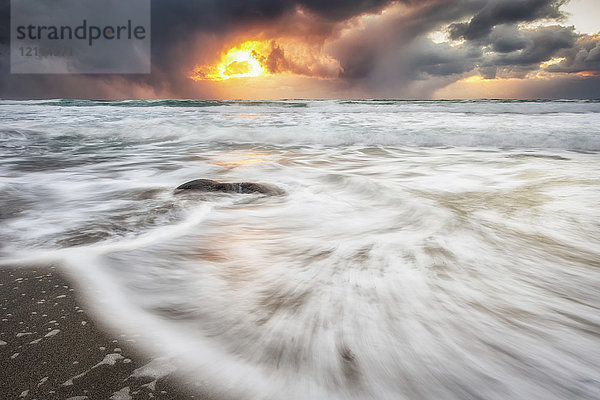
[0,266,207,399]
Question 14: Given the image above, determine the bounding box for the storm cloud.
[548,34,600,74]
[0,0,598,99]
[448,0,567,41]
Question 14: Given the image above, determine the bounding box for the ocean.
[1,99,599,399]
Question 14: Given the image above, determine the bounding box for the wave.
[0,98,599,113]
[2,148,599,399]
[0,99,310,108]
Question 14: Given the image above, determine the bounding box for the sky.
[0,0,599,100]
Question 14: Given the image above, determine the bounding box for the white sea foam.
[44,329,60,337]
[130,358,176,380]
[1,100,599,399]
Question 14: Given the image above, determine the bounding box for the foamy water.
[1,100,599,399]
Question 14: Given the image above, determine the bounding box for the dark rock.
[175,179,281,195]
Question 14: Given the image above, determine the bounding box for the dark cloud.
[256,41,338,78]
[488,26,577,69]
[149,0,395,47]
[147,0,397,80]
[0,0,397,98]
[547,34,600,74]
[403,39,482,79]
[449,0,567,41]
[294,0,396,20]
[330,0,484,80]
[0,0,598,99]
[400,24,579,82]
[327,0,596,96]
[488,25,529,53]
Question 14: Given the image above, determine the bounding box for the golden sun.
[191,41,269,81]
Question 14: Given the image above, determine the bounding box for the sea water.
[1,99,599,399]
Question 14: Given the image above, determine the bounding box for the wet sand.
[0,266,207,399]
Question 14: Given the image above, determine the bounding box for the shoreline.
[0,265,206,399]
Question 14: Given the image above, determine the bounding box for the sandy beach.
[0,265,205,399]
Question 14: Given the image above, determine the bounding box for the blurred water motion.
[1,99,599,399]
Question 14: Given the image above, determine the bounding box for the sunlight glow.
[191,41,269,81]
[462,75,486,83]
[540,57,566,69]
[212,152,272,167]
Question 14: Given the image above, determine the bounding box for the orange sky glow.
[185,0,600,100]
